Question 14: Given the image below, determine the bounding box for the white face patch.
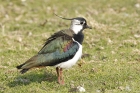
[70,19,83,34]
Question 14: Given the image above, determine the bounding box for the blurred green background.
[0,0,140,93]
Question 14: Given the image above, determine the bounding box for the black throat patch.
[73,31,84,44]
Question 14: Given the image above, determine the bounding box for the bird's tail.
[16,63,29,74]
[16,55,39,74]
[16,63,25,69]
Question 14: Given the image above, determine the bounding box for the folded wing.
[17,30,79,73]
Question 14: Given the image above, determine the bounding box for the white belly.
[55,38,82,69]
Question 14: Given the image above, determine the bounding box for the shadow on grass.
[8,71,57,87]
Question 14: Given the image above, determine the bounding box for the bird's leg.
[56,67,64,85]
[60,68,64,85]
[56,67,61,84]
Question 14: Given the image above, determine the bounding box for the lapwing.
[16,14,92,85]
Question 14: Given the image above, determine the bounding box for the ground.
[0,0,140,93]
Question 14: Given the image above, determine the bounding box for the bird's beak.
[86,25,92,29]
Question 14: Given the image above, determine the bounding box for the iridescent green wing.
[36,30,79,66]
[38,30,73,54]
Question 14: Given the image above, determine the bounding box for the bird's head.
[54,14,92,34]
[70,17,92,34]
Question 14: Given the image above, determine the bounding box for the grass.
[0,0,140,92]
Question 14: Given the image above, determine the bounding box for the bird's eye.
[80,21,84,25]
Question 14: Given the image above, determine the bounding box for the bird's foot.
[58,79,65,85]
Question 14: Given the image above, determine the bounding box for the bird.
[16,14,92,85]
